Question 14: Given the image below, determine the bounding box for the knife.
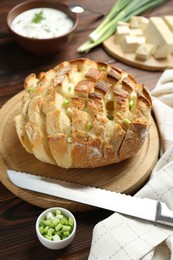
[7,169,173,227]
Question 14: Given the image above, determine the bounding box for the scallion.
[87,123,93,130]
[129,100,134,109]
[123,118,131,124]
[63,99,70,106]
[38,209,74,241]
[28,86,35,93]
[77,0,167,53]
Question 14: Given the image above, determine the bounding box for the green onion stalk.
[77,0,168,53]
[89,0,131,42]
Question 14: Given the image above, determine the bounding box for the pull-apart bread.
[15,58,152,168]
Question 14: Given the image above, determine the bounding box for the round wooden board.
[0,91,159,212]
[103,35,173,71]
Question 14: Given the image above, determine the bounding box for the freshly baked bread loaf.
[15,58,152,168]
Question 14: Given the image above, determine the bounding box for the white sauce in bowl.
[11,8,74,39]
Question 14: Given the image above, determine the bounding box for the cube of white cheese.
[121,35,146,53]
[117,21,129,27]
[129,28,143,36]
[163,16,173,32]
[144,17,173,58]
[135,43,153,61]
[130,16,149,30]
[114,26,130,44]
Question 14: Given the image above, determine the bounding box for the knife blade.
[7,169,173,227]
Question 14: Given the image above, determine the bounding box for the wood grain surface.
[0,91,159,211]
[103,35,173,71]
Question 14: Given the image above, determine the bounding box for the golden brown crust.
[74,80,95,95]
[14,115,33,154]
[119,117,149,160]
[71,129,89,168]
[48,134,71,168]
[15,58,152,168]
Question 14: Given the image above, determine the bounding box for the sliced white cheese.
[144,17,173,58]
[130,16,149,30]
[117,21,129,27]
[129,28,143,36]
[121,35,146,53]
[114,25,130,44]
[163,16,173,32]
[135,43,153,61]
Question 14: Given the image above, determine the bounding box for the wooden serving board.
[103,35,173,71]
[0,91,159,212]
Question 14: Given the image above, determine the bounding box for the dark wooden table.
[1,0,173,259]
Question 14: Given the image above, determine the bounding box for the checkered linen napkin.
[88,70,173,260]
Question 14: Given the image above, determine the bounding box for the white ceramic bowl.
[36,207,76,250]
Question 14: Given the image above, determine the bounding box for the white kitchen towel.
[88,69,173,260]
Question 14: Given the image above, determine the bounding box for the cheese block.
[135,43,153,61]
[163,16,173,32]
[15,58,152,168]
[130,16,149,30]
[117,21,129,27]
[114,27,143,45]
[121,35,146,53]
[144,17,173,58]
[129,28,143,36]
[114,25,130,44]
